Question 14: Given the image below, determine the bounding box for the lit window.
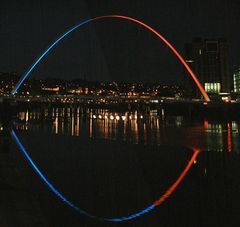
[205,83,221,93]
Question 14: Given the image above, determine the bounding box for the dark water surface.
[1,108,240,226]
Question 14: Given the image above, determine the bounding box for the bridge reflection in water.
[10,129,200,221]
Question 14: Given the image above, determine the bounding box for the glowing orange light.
[204,120,209,129]
[227,123,232,153]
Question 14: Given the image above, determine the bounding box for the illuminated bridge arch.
[12,15,210,101]
[10,15,205,221]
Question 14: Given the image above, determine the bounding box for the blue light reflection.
[11,130,155,222]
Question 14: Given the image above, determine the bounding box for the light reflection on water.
[2,107,240,226]
[14,107,240,153]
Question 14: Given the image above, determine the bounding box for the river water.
[1,107,240,226]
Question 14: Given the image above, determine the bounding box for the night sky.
[1,0,240,84]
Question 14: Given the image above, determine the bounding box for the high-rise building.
[184,38,230,98]
[233,67,240,93]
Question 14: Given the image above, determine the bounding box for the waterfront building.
[184,38,231,98]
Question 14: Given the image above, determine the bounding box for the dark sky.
[1,0,240,84]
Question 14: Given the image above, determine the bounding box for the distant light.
[150,100,159,103]
[186,60,194,63]
[104,115,108,119]
[129,116,132,120]
[194,160,197,164]
[122,116,126,121]
[93,115,96,119]
[223,99,230,103]
[203,102,208,105]
[134,115,138,119]
[204,168,207,175]
[110,115,114,120]
[98,115,102,119]
[140,115,143,119]
[116,116,120,120]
